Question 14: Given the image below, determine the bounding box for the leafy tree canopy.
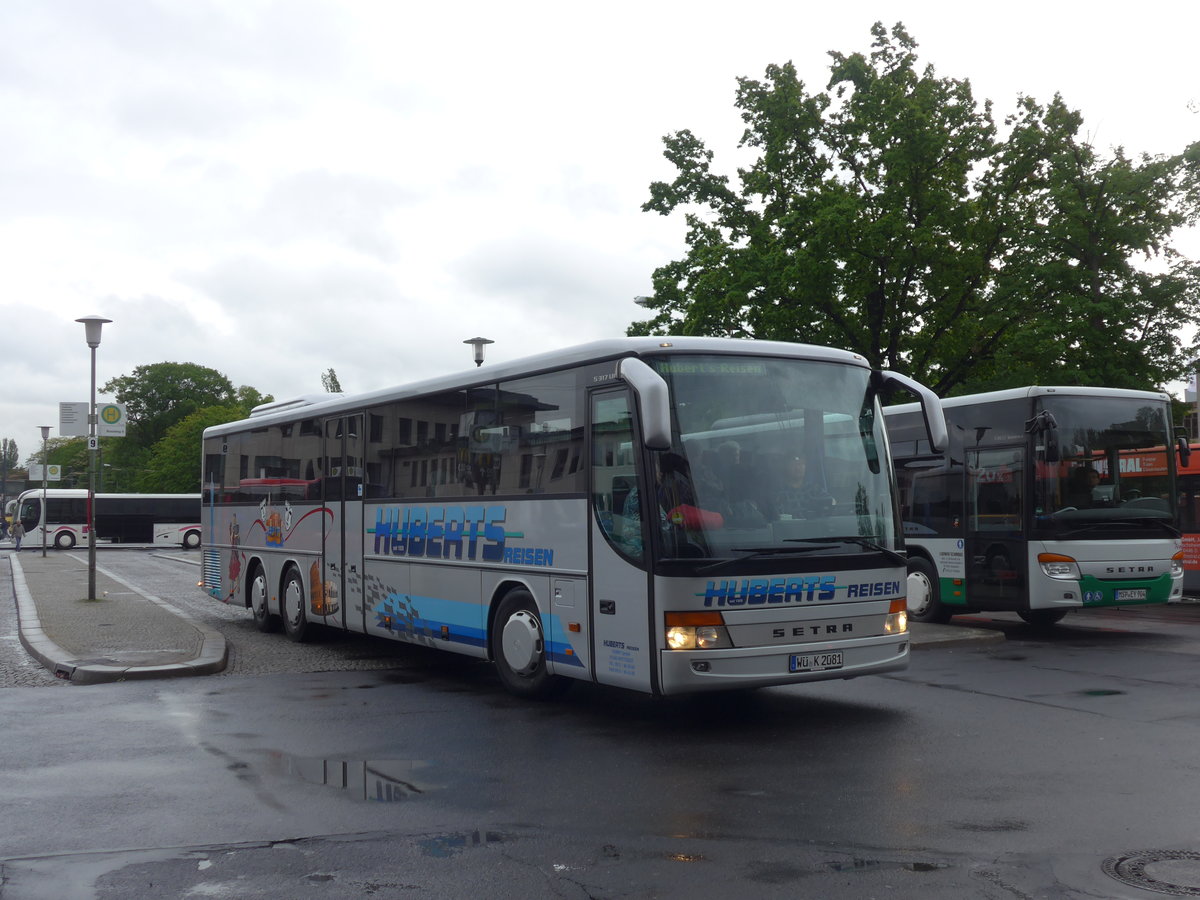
[633,22,1200,395]
[322,368,343,393]
[98,363,272,492]
[103,362,238,450]
[138,406,242,493]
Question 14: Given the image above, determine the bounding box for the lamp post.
[39,426,50,558]
[76,315,111,601]
[463,337,493,367]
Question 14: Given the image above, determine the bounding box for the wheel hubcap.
[501,611,542,676]
[907,572,931,616]
[252,576,267,616]
[285,580,302,626]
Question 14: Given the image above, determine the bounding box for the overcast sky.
[2,0,1197,467]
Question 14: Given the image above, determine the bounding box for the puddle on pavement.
[419,831,506,858]
[267,753,436,802]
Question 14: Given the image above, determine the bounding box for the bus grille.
[202,549,221,591]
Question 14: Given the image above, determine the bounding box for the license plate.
[790,651,843,673]
[1114,589,1147,601]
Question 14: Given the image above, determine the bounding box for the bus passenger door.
[965,447,1026,609]
[588,389,655,693]
[322,415,365,632]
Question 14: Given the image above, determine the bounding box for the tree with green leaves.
[24,437,87,487]
[633,22,1200,395]
[97,363,272,493]
[138,407,245,492]
[103,362,238,450]
[322,368,343,393]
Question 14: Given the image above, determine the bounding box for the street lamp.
[463,337,494,367]
[76,314,111,601]
[39,426,50,558]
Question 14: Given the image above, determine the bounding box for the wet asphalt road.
[4,550,1200,898]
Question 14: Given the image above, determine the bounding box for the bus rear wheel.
[54,531,76,550]
[249,565,280,633]
[281,567,310,642]
[907,557,952,623]
[491,589,568,699]
[183,530,201,550]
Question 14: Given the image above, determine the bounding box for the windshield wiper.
[807,536,907,566]
[1055,518,1181,539]
[698,544,838,574]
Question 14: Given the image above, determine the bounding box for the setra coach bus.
[884,386,1186,625]
[200,337,945,698]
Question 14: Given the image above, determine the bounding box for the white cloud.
[0,0,1197,465]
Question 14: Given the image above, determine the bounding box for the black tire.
[907,556,952,623]
[183,530,201,550]
[1018,609,1068,627]
[249,565,281,633]
[280,567,310,643]
[490,589,569,699]
[54,531,76,550]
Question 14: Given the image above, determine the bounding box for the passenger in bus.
[1065,465,1100,508]
[619,453,721,557]
[772,455,835,519]
[692,443,768,528]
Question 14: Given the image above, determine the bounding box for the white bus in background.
[200,337,945,699]
[15,488,202,550]
[884,386,1185,625]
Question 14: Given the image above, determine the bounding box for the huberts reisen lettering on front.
[199,337,945,699]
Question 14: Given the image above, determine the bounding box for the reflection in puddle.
[270,754,434,802]
[420,831,506,858]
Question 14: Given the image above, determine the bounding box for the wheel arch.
[904,545,936,569]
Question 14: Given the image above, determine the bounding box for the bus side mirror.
[619,357,672,451]
[1178,435,1191,469]
[1024,410,1059,462]
[1045,430,1060,463]
[876,370,948,452]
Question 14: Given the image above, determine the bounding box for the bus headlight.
[665,612,731,650]
[1172,551,1185,577]
[1038,552,1081,580]
[884,597,908,634]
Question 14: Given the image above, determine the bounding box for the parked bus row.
[193,337,1195,699]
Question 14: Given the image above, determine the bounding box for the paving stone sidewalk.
[8,550,226,685]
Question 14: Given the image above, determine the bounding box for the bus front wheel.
[907,557,952,624]
[249,565,281,633]
[183,530,201,550]
[54,531,76,550]
[491,589,568,699]
[281,567,310,642]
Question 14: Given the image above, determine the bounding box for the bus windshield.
[1034,394,1176,534]
[647,355,897,560]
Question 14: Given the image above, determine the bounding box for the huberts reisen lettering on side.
[199,337,945,698]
